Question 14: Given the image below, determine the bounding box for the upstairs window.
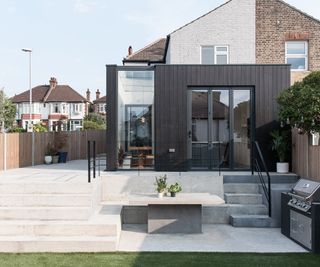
[285,41,308,71]
[201,46,229,64]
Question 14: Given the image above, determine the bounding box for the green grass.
[0,253,319,267]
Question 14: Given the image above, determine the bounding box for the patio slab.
[119,224,307,253]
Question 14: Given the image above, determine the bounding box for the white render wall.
[166,0,256,64]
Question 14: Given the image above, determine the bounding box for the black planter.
[170,192,176,197]
[58,152,68,163]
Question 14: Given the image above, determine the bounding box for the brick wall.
[167,0,256,64]
[256,0,320,83]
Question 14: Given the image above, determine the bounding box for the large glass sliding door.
[190,88,253,170]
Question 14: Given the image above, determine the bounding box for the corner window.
[201,46,229,64]
[285,41,308,71]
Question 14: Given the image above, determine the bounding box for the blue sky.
[1,0,320,97]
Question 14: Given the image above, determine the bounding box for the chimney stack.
[96,89,100,100]
[128,46,133,56]
[49,77,57,89]
[86,89,91,102]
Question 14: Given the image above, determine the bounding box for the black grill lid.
[292,178,320,200]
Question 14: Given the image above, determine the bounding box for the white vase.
[44,155,52,164]
[158,192,164,198]
[277,162,289,173]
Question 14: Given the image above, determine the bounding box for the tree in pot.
[277,71,320,144]
[155,175,167,198]
[168,183,182,197]
[270,130,290,173]
[54,131,68,163]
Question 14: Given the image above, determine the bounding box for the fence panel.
[0,134,3,170]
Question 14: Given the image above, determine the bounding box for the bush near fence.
[0,130,106,171]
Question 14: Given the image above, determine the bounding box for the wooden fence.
[292,129,320,181]
[0,130,106,171]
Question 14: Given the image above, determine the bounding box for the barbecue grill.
[281,178,320,253]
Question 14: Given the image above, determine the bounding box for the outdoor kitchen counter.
[127,193,225,234]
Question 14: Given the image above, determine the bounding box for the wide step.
[224,193,262,204]
[0,194,91,207]
[0,207,90,220]
[230,215,274,228]
[0,236,117,252]
[224,183,259,194]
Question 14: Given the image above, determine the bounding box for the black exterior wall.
[106,64,291,172]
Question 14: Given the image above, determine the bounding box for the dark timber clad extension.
[106,64,290,172]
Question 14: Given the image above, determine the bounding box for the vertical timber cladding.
[154,65,290,171]
[106,65,118,171]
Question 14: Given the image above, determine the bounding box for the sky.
[1,0,320,98]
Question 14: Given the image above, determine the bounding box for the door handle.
[188,131,192,139]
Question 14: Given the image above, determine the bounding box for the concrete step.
[224,193,262,204]
[223,174,298,184]
[203,204,268,224]
[224,183,259,194]
[230,215,275,228]
[0,221,117,236]
[0,207,91,220]
[0,183,92,194]
[0,236,117,252]
[0,194,91,207]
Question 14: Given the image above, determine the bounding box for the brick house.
[12,77,88,131]
[123,0,320,84]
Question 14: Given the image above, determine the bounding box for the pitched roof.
[12,85,87,103]
[122,0,320,64]
[93,95,106,104]
[123,38,168,64]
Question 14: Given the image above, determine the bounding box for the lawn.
[0,253,319,267]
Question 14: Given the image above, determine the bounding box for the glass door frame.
[188,87,255,171]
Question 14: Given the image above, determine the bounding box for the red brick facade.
[256,0,320,83]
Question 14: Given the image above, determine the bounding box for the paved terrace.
[0,161,306,253]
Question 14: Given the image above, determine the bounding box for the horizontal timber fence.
[0,130,106,171]
[292,129,320,182]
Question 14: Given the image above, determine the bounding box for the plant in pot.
[118,146,125,168]
[155,175,167,198]
[270,130,290,173]
[44,143,54,164]
[54,131,68,163]
[168,183,182,197]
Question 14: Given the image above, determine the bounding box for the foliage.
[7,126,26,133]
[46,142,57,156]
[0,91,16,131]
[54,132,68,151]
[168,183,182,193]
[33,123,48,132]
[83,113,106,130]
[155,175,167,193]
[83,120,105,130]
[277,71,320,134]
[118,146,125,166]
[270,130,290,162]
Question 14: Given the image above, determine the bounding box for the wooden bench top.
[127,193,225,205]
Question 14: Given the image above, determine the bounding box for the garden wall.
[292,129,320,181]
[0,130,106,171]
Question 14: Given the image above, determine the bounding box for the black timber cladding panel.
[154,65,290,171]
[106,65,118,171]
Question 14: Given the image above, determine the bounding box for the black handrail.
[87,140,97,183]
[253,141,272,217]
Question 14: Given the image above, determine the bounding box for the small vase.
[158,192,164,198]
[170,192,176,197]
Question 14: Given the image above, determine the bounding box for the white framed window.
[73,103,82,114]
[285,41,308,71]
[99,104,105,113]
[51,103,60,113]
[61,103,67,114]
[201,45,229,64]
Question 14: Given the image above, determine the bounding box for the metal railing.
[87,140,107,183]
[253,141,272,217]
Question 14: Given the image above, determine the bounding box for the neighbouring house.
[106,0,320,172]
[123,0,320,85]
[12,77,88,131]
[93,89,106,116]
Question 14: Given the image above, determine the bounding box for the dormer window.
[285,41,308,71]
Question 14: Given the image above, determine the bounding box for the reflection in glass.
[118,71,154,169]
[233,90,251,169]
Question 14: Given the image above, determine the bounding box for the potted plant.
[118,146,125,168]
[168,183,182,197]
[155,175,167,198]
[54,132,68,163]
[270,130,290,173]
[45,143,54,164]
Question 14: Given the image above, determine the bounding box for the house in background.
[123,0,320,84]
[93,89,106,116]
[12,77,88,131]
